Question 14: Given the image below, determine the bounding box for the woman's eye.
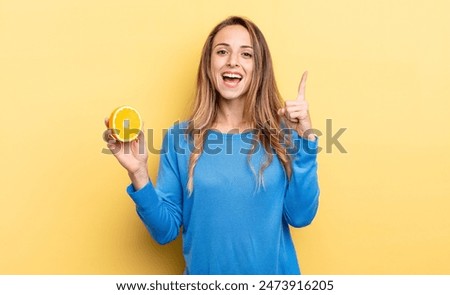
[217,50,227,55]
[242,52,253,58]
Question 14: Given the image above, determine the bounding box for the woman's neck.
[214,97,252,133]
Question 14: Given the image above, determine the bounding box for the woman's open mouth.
[222,72,243,87]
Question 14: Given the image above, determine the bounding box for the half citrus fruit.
[108,105,142,142]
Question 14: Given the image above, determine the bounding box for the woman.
[105,16,319,274]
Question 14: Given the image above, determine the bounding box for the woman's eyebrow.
[213,43,253,49]
[213,42,230,48]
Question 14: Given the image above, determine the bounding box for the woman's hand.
[278,71,315,141]
[103,118,149,190]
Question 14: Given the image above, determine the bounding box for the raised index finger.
[297,71,308,101]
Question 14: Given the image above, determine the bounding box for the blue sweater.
[127,122,319,274]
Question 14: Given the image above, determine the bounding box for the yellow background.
[1,0,449,274]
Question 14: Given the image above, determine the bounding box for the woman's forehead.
[213,25,252,47]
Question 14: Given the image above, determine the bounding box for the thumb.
[277,108,285,116]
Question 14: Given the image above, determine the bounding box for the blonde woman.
[105,16,319,274]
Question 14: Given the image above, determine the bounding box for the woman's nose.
[227,53,239,67]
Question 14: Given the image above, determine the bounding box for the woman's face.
[210,25,254,101]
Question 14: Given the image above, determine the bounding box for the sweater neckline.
[207,128,256,138]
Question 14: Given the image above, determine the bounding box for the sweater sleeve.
[126,128,183,245]
[283,131,320,228]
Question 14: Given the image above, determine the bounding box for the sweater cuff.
[126,181,157,210]
[289,131,319,156]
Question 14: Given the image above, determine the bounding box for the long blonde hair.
[187,16,292,193]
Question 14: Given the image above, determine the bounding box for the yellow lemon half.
[108,105,142,142]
